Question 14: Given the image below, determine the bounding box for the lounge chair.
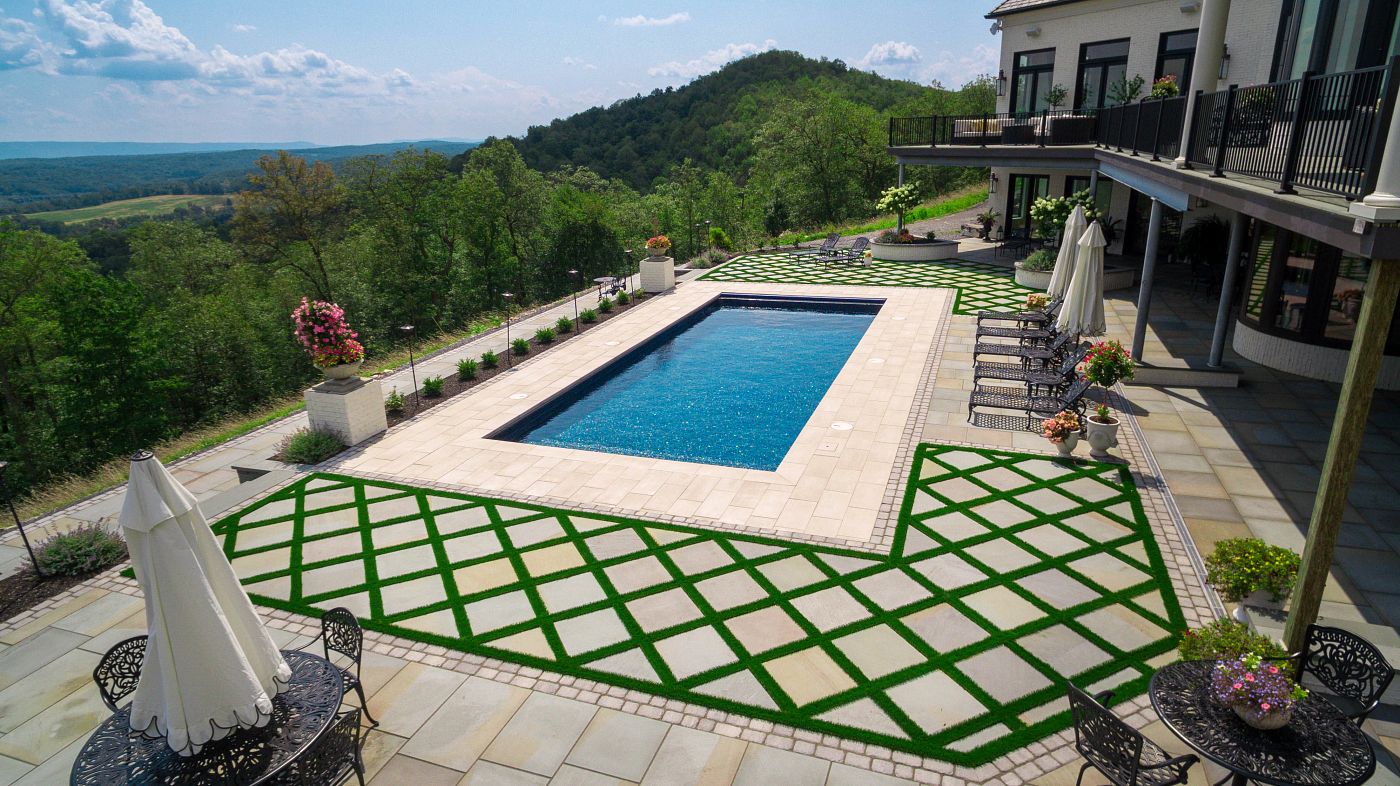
[973,330,1076,363]
[976,319,1055,342]
[968,376,1092,426]
[976,297,1063,326]
[826,236,871,265]
[973,343,1089,392]
[791,233,841,260]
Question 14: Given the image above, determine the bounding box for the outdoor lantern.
[996,70,1007,97]
[0,460,43,576]
[989,172,999,194]
[399,324,419,410]
[1219,45,1231,79]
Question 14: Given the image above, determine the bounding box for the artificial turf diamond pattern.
[697,251,1036,314]
[214,445,1184,765]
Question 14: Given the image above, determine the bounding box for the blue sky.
[0,1,997,145]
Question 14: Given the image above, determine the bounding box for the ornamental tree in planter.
[291,298,365,379]
[1078,340,1134,459]
[876,183,921,232]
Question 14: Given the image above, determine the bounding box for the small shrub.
[385,388,406,413]
[1020,248,1057,272]
[616,290,630,305]
[924,230,937,240]
[632,289,646,299]
[480,350,499,369]
[511,338,530,356]
[708,226,732,250]
[534,327,555,344]
[1179,618,1287,661]
[877,229,900,243]
[688,248,729,269]
[422,375,445,397]
[457,358,478,380]
[579,309,598,324]
[280,428,345,465]
[34,524,126,577]
[598,297,614,313]
[1205,538,1301,602]
[556,316,573,333]
[777,232,802,247]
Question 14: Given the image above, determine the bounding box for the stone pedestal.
[305,377,387,447]
[641,254,675,293]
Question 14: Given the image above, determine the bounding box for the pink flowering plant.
[1210,652,1308,717]
[291,298,365,369]
[645,234,671,250]
[1042,410,1081,443]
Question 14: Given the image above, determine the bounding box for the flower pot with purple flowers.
[1210,652,1308,731]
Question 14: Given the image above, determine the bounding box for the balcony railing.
[888,59,1399,201]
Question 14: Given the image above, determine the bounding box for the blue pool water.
[494,295,880,470]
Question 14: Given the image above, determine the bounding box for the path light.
[622,249,633,285]
[0,461,43,576]
[502,292,514,368]
[705,220,712,249]
[568,269,581,330]
[399,324,419,411]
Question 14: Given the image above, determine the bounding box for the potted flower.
[976,209,999,240]
[291,298,365,380]
[1024,293,1049,311]
[1042,410,1082,456]
[1211,652,1309,730]
[645,234,672,257]
[1204,537,1302,621]
[1079,340,1135,459]
[861,247,873,267]
[1014,248,1057,289]
[1149,74,1180,100]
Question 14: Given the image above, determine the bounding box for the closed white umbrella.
[1046,205,1087,300]
[119,451,290,757]
[1056,221,1108,337]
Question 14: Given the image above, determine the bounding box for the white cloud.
[0,17,58,72]
[648,39,776,79]
[231,23,255,32]
[919,43,998,88]
[613,12,690,27]
[562,56,596,70]
[858,41,921,68]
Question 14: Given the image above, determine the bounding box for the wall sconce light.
[1180,1,1201,11]
[1219,44,1231,79]
[996,69,1007,97]
[989,172,999,194]
[1026,25,1041,37]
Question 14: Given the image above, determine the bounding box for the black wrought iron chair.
[1291,623,1395,725]
[93,635,148,713]
[1068,685,1197,786]
[825,236,871,266]
[268,708,365,785]
[308,607,379,727]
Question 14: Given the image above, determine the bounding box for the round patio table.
[1150,660,1375,786]
[70,650,343,786]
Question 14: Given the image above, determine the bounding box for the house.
[890,0,1400,389]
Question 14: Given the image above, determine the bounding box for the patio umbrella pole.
[1283,257,1400,651]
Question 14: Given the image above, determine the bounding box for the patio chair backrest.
[269,708,364,785]
[1062,377,1092,407]
[94,635,148,713]
[1067,685,1144,786]
[1056,345,1090,377]
[1299,624,1395,715]
[848,237,870,254]
[321,607,364,674]
[1045,331,1075,355]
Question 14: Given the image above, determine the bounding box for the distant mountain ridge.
[0,141,321,160]
[0,140,479,213]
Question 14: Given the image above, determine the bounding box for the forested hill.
[0,140,478,213]
[466,50,992,190]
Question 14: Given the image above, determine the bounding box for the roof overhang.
[986,0,1092,19]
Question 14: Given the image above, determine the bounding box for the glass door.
[1011,49,1056,117]
[1076,39,1130,110]
[1008,174,1050,239]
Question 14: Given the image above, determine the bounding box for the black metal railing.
[1094,96,1187,161]
[887,109,1098,147]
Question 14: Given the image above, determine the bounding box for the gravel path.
[845,200,989,242]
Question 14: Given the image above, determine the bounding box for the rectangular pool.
[491,294,881,470]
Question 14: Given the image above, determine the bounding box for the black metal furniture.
[267,708,365,786]
[1150,660,1377,786]
[825,237,870,266]
[973,328,1076,363]
[70,650,344,786]
[974,344,1090,392]
[976,297,1062,326]
[93,635,148,713]
[1068,685,1197,786]
[969,377,1091,428]
[1291,623,1395,725]
[309,606,380,728]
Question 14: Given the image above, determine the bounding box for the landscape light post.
[0,461,42,576]
[704,219,712,249]
[502,292,514,368]
[623,249,634,287]
[399,324,419,411]
[568,270,581,330]
[693,223,701,260]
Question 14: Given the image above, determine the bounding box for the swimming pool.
[492,294,881,470]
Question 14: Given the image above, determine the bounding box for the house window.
[1273,0,1400,79]
[1076,39,1130,110]
[1011,48,1056,116]
[1064,176,1113,217]
[1155,30,1197,94]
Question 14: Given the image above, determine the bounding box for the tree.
[233,151,347,301]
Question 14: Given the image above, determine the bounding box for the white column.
[1131,198,1164,361]
[1089,170,1099,199]
[1208,213,1247,367]
[1353,104,1400,220]
[1174,0,1231,168]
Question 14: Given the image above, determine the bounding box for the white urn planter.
[871,239,960,262]
[1053,432,1080,457]
[1014,264,1052,289]
[321,361,363,380]
[1084,415,1120,459]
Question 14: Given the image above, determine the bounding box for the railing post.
[888,116,894,147]
[1182,89,1204,168]
[933,116,940,148]
[1358,56,1400,201]
[1131,101,1144,156]
[980,113,988,147]
[1276,72,1316,193]
[1213,85,1238,177]
[1150,100,1165,161]
[1040,109,1048,147]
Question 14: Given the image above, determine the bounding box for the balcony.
[888,61,1398,202]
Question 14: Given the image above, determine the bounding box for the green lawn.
[25,194,230,224]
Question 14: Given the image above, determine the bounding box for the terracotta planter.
[1233,703,1292,730]
[1053,432,1080,456]
[321,361,363,380]
[1084,415,1120,459]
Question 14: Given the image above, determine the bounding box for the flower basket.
[1210,652,1308,731]
[291,298,366,377]
[1042,410,1081,456]
[645,234,672,257]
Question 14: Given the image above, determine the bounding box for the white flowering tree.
[876,184,921,232]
